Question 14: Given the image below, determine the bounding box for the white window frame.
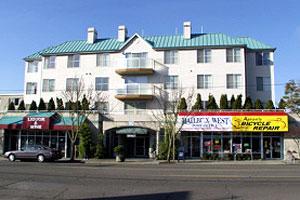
[96,53,110,67]
[226,48,241,63]
[42,79,55,92]
[197,49,211,63]
[95,77,109,91]
[66,78,79,91]
[164,75,178,89]
[197,74,212,89]
[226,74,242,89]
[27,61,38,73]
[26,82,37,94]
[164,50,178,64]
[68,54,80,68]
[44,56,56,69]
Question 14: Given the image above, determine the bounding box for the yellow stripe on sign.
[232,116,288,132]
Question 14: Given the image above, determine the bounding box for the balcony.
[115,58,155,75]
[115,83,154,100]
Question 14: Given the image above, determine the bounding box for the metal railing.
[117,58,155,69]
[116,83,153,95]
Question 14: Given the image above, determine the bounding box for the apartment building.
[15,21,284,159]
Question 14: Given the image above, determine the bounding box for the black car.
[4,145,63,162]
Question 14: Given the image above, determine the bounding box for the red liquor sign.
[23,116,50,130]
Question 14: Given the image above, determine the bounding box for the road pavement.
[0,159,300,199]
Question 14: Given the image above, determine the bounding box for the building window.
[66,78,79,91]
[124,101,146,114]
[26,82,37,94]
[42,79,55,92]
[95,102,109,113]
[96,53,110,67]
[226,48,241,63]
[226,74,242,89]
[197,74,212,89]
[164,75,178,89]
[27,61,38,73]
[164,50,178,64]
[44,56,56,69]
[256,52,270,65]
[95,77,109,91]
[14,98,20,106]
[197,49,211,63]
[68,54,80,68]
[256,77,271,91]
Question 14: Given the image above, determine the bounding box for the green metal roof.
[26,112,56,118]
[116,127,148,135]
[24,33,275,61]
[53,116,86,126]
[0,116,23,125]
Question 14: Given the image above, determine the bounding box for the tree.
[243,96,253,109]
[78,122,92,159]
[233,94,242,109]
[265,100,275,109]
[283,80,300,116]
[219,94,229,109]
[56,98,64,110]
[192,93,203,110]
[18,100,26,111]
[153,87,194,163]
[229,95,235,109]
[60,77,105,161]
[254,99,264,109]
[177,97,187,111]
[38,98,46,111]
[47,98,55,111]
[81,95,90,111]
[278,98,286,109]
[8,102,15,111]
[94,133,105,159]
[207,94,218,109]
[29,101,37,111]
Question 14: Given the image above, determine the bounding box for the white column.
[156,130,160,156]
[65,132,68,158]
[18,130,21,150]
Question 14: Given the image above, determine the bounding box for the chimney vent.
[183,21,192,39]
[87,27,97,44]
[118,25,127,42]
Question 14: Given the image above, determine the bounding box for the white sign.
[179,116,232,132]
[29,121,42,129]
[127,134,136,138]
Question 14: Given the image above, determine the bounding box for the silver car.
[4,145,62,162]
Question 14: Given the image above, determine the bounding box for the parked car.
[4,145,63,162]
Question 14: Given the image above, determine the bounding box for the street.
[0,160,300,199]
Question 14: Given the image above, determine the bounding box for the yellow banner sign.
[232,116,288,132]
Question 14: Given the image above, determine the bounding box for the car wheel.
[37,154,45,163]
[8,154,15,162]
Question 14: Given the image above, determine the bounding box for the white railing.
[117,58,155,69]
[116,83,153,95]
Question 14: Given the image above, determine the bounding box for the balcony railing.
[115,83,154,100]
[115,58,155,75]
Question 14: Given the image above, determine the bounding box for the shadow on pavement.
[73,191,191,200]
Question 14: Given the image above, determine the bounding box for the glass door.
[191,137,200,158]
[135,137,146,157]
[272,137,281,159]
[263,137,271,159]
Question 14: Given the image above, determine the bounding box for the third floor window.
[44,56,56,69]
[256,52,270,65]
[68,54,80,68]
[197,49,211,63]
[164,50,178,64]
[96,53,110,67]
[27,61,38,73]
[226,48,241,63]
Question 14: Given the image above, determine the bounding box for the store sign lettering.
[23,117,50,130]
[179,115,288,132]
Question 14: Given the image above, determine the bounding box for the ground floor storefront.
[105,127,157,158]
[181,132,283,160]
[3,130,69,158]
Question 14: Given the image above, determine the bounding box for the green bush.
[94,133,105,159]
[113,145,124,155]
